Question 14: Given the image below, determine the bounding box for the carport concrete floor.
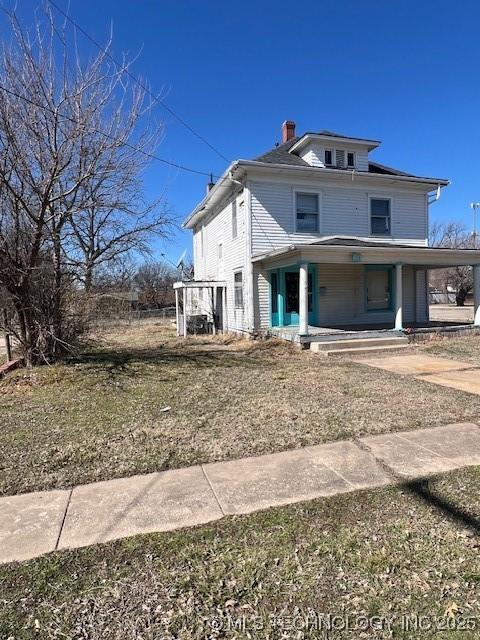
[356,353,480,395]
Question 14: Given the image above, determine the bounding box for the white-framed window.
[197,225,204,258]
[234,271,243,308]
[232,200,238,239]
[370,197,392,236]
[295,192,320,233]
[218,242,223,261]
[347,151,355,168]
[324,149,333,166]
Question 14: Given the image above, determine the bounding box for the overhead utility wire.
[0,83,225,179]
[48,0,230,164]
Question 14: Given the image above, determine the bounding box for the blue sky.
[5,1,480,263]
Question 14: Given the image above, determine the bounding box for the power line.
[0,82,223,179]
[48,0,230,164]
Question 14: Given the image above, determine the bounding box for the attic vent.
[335,149,345,168]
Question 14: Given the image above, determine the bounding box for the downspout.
[427,184,442,246]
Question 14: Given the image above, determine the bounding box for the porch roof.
[173,280,227,289]
[252,237,480,269]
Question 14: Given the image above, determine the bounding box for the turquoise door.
[270,271,279,326]
[269,267,316,327]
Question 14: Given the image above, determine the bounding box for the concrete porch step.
[310,336,409,353]
[313,344,412,358]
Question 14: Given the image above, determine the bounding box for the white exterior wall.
[193,191,250,333]
[299,142,369,171]
[255,263,425,329]
[250,178,429,253]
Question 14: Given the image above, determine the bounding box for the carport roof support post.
[395,263,403,330]
[474,264,480,327]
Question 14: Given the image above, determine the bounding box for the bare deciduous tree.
[134,260,177,308]
[429,222,474,306]
[0,6,171,365]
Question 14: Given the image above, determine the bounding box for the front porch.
[267,320,480,346]
[253,238,480,344]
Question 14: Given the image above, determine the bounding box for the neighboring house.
[178,121,480,339]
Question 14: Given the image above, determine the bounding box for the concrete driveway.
[429,304,473,324]
[358,353,480,395]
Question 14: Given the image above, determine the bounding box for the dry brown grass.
[1,466,479,639]
[1,324,479,497]
[421,334,480,364]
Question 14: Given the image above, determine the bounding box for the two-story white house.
[176,122,480,343]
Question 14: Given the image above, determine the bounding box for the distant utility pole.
[470,202,480,247]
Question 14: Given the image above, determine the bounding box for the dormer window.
[324,149,333,166]
[347,152,355,168]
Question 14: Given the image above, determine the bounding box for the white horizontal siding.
[250,180,428,255]
[193,192,249,333]
[255,264,418,329]
[415,269,428,323]
[299,142,369,171]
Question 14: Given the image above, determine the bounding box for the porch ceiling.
[252,242,480,269]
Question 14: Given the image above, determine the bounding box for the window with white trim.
[324,149,333,166]
[347,152,355,168]
[218,242,223,261]
[232,200,237,239]
[296,192,319,233]
[370,198,391,236]
[234,271,243,308]
[197,226,204,258]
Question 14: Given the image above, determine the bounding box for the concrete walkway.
[2,422,480,565]
[356,353,480,395]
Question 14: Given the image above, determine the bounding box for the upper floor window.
[347,152,355,168]
[370,198,391,236]
[324,149,333,166]
[218,242,223,261]
[197,226,204,258]
[296,193,319,233]
[234,271,243,308]
[232,200,238,239]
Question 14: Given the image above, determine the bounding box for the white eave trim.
[252,243,480,266]
[237,160,449,187]
[289,133,381,154]
[182,159,449,229]
[182,161,242,229]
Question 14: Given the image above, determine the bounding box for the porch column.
[182,287,187,338]
[222,285,227,332]
[394,263,403,330]
[175,289,180,336]
[211,287,216,335]
[474,265,480,326]
[299,262,309,336]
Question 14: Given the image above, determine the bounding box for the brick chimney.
[281,120,296,143]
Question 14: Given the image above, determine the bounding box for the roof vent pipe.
[206,173,215,194]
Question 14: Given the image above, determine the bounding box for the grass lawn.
[421,335,480,364]
[1,466,479,639]
[1,323,480,497]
